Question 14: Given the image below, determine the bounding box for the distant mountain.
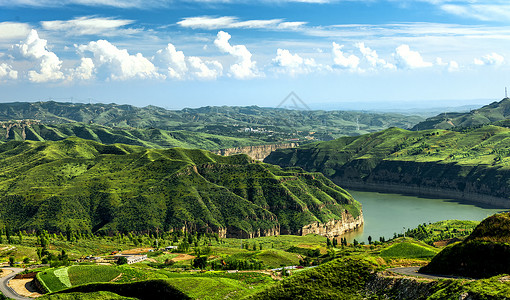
[412,98,510,131]
[265,125,510,207]
[0,101,424,142]
[0,137,361,236]
[421,212,510,278]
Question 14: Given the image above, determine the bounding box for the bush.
[116,257,128,265]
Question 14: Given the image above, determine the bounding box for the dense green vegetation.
[405,220,479,245]
[412,97,510,131]
[0,122,267,151]
[265,125,510,202]
[421,213,510,278]
[0,137,360,236]
[0,101,423,144]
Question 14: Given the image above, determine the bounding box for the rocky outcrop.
[213,143,298,160]
[301,210,363,238]
[365,272,441,300]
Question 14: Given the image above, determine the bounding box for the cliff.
[265,126,510,208]
[301,209,363,238]
[213,143,299,160]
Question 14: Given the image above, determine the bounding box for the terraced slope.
[0,137,361,237]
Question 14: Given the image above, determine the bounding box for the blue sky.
[0,0,509,109]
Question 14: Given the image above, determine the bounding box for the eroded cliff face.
[330,159,510,208]
[213,143,299,161]
[301,210,364,238]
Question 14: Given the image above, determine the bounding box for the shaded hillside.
[420,213,510,278]
[265,125,510,207]
[0,137,361,237]
[412,98,510,130]
[0,121,265,151]
[0,101,423,142]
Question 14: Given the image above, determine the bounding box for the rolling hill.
[265,125,510,207]
[412,98,510,131]
[420,212,510,278]
[0,137,362,237]
[0,101,423,143]
[0,121,266,151]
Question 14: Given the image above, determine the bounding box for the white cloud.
[214,31,260,79]
[394,45,433,69]
[331,42,359,70]
[0,22,31,40]
[355,42,395,70]
[78,39,161,80]
[474,52,504,66]
[68,57,95,80]
[440,4,510,22]
[41,16,137,36]
[178,16,306,31]
[187,56,222,80]
[0,63,18,80]
[272,48,322,75]
[436,57,459,72]
[0,0,158,8]
[153,43,188,79]
[13,29,64,82]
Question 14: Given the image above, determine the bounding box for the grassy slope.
[0,123,266,151]
[412,98,510,130]
[421,212,510,278]
[265,125,510,199]
[0,137,360,236]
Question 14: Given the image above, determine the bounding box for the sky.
[0,0,509,109]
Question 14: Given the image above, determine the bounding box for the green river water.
[343,190,507,243]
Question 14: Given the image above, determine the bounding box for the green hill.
[0,122,265,151]
[420,213,510,278]
[0,101,423,143]
[412,98,510,131]
[265,125,510,207]
[0,137,361,236]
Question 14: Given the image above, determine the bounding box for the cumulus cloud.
[272,48,321,75]
[436,57,459,72]
[13,29,64,82]
[393,45,432,69]
[0,63,18,80]
[41,16,138,36]
[474,52,504,66]
[214,31,260,79]
[355,42,395,70]
[187,56,222,80]
[78,39,161,80]
[153,43,188,79]
[331,42,359,70]
[68,57,94,80]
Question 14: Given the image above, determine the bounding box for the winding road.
[0,268,31,300]
[387,267,468,280]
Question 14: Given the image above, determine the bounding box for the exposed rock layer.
[213,143,298,160]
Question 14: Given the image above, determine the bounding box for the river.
[342,190,507,244]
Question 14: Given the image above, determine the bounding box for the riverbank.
[337,180,510,209]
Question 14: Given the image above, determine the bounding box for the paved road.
[387,267,467,280]
[0,268,31,300]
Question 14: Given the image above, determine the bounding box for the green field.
[379,240,439,259]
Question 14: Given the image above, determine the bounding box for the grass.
[39,291,134,300]
[68,265,121,286]
[255,249,300,268]
[379,240,439,259]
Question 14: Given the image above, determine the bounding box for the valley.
[0,99,509,299]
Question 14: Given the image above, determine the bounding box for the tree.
[326,238,331,247]
[5,223,11,244]
[353,239,359,247]
[23,257,30,264]
[333,238,338,247]
[368,236,372,244]
[117,256,128,265]
[8,256,15,267]
[192,256,207,269]
[66,224,72,241]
